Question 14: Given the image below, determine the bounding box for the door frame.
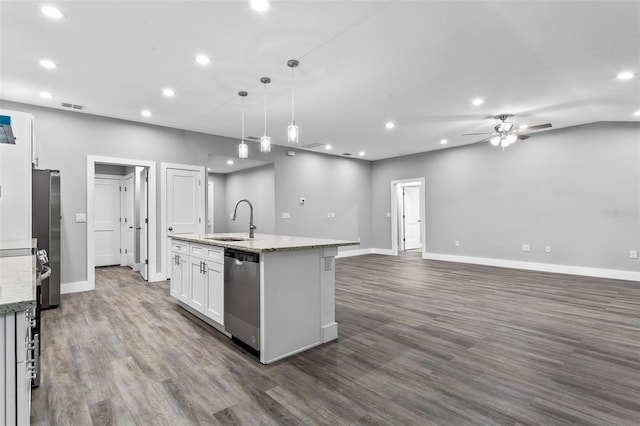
[160,162,205,280]
[390,177,426,256]
[87,156,159,291]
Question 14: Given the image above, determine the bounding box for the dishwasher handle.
[224,249,259,263]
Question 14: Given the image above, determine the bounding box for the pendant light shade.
[287,59,299,144]
[260,77,271,153]
[238,91,249,159]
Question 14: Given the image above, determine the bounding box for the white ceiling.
[1,1,639,161]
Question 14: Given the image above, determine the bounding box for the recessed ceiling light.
[358,151,365,156]
[249,0,270,12]
[634,110,640,117]
[39,59,57,69]
[141,110,152,117]
[325,145,332,150]
[195,55,210,65]
[385,121,395,129]
[440,139,447,145]
[617,71,635,80]
[227,160,234,165]
[41,6,64,19]
[162,88,175,97]
[39,92,54,99]
[471,98,484,106]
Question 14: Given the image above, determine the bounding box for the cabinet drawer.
[191,243,224,264]
[171,241,189,254]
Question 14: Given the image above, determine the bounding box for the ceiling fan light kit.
[466,113,552,151]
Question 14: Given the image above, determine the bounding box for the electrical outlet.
[631,250,638,259]
[324,258,332,271]
[454,240,460,247]
[522,244,530,252]
[281,212,291,219]
[545,245,551,253]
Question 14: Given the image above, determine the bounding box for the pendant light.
[287,59,299,144]
[238,91,249,159]
[260,77,271,153]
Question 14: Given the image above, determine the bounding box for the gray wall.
[274,150,371,243]
[207,173,228,233]
[95,164,126,175]
[371,122,640,272]
[1,100,370,285]
[224,164,276,235]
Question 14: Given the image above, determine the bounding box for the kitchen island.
[0,240,37,424]
[169,233,358,364]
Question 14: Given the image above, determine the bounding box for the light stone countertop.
[0,254,36,314]
[171,233,359,253]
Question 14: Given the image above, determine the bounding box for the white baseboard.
[132,263,141,272]
[337,248,374,258]
[423,252,640,282]
[372,248,395,256]
[60,280,93,294]
[321,322,338,343]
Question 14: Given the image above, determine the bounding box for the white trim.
[372,248,395,256]
[160,162,206,280]
[321,322,338,343]
[390,178,426,256]
[60,281,92,294]
[87,155,157,291]
[423,252,640,282]
[336,248,375,258]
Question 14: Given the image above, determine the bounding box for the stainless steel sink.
[205,236,250,242]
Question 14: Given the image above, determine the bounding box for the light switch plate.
[282,212,291,219]
[75,213,87,223]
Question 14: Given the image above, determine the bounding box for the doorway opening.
[390,178,426,256]
[87,156,158,291]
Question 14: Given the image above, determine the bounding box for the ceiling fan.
[464,114,552,149]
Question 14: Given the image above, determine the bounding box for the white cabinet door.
[189,258,206,314]
[169,251,182,299]
[0,109,32,243]
[204,261,224,325]
[170,251,189,304]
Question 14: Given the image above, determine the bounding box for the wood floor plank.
[32,255,640,425]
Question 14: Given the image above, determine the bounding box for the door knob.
[168,227,173,231]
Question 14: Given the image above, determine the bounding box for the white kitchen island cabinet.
[169,233,358,364]
[1,250,37,426]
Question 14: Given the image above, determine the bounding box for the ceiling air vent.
[61,102,84,110]
[247,136,260,141]
[342,153,352,156]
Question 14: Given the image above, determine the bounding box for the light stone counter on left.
[0,254,36,314]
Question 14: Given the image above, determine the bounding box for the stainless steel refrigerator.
[32,169,61,309]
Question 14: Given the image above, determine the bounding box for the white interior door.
[95,176,121,266]
[166,168,201,276]
[403,185,421,250]
[122,173,135,267]
[138,167,148,280]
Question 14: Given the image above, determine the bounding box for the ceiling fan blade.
[517,134,530,140]
[462,132,492,136]
[524,123,552,131]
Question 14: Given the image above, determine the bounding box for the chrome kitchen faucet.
[232,199,256,238]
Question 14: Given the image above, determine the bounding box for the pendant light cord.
[291,66,295,122]
[241,96,245,142]
[264,83,268,135]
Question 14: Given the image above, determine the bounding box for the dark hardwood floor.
[31,253,640,425]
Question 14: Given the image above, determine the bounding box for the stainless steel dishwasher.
[224,249,260,351]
